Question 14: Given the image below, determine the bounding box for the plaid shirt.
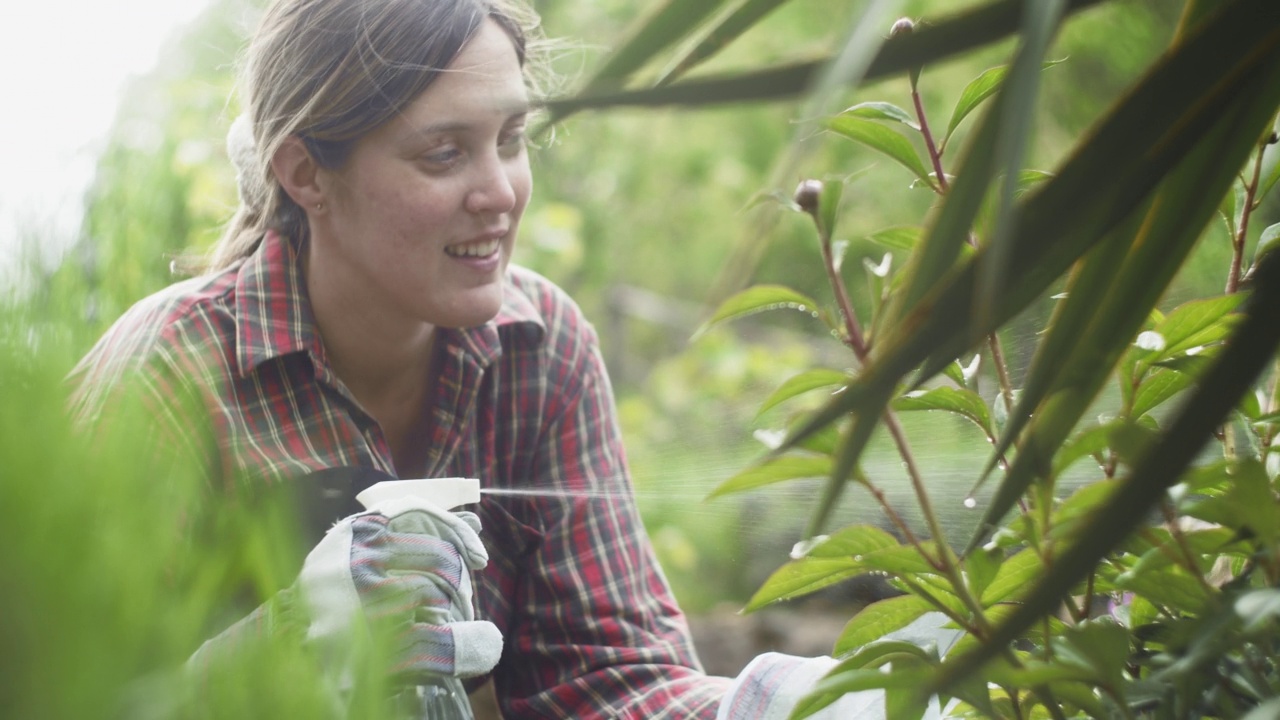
[70,231,730,718]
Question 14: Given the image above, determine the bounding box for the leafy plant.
[555,0,1280,717]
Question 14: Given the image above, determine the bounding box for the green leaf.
[963,545,1001,602]
[693,285,821,339]
[835,595,935,656]
[706,454,831,500]
[656,0,791,85]
[843,101,920,129]
[805,524,901,559]
[866,225,923,251]
[978,548,1046,606]
[1115,567,1214,615]
[1131,368,1194,420]
[745,556,864,612]
[1255,221,1280,263]
[1234,588,1280,632]
[826,115,934,187]
[796,666,929,719]
[756,369,851,418]
[943,65,1008,146]
[1051,423,1112,477]
[1056,620,1130,688]
[892,386,993,437]
[1150,294,1243,360]
[859,542,945,576]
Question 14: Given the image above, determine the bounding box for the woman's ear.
[271,136,325,210]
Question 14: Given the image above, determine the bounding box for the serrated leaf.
[843,100,920,128]
[835,595,935,656]
[745,556,864,612]
[866,225,923,251]
[756,369,851,418]
[826,115,934,187]
[706,454,831,500]
[892,386,993,437]
[693,285,821,339]
[979,548,1044,605]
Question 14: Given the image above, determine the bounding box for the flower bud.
[793,179,823,215]
[890,17,915,37]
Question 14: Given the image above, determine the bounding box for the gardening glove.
[298,494,503,681]
[716,612,962,720]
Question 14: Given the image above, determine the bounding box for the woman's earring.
[314,202,325,213]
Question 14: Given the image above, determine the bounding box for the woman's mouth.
[445,237,502,258]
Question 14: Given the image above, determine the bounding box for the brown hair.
[208,0,544,272]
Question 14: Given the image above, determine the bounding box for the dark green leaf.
[859,542,945,576]
[978,548,1044,605]
[1115,567,1214,615]
[835,595,935,656]
[745,556,864,612]
[545,0,1108,116]
[1057,620,1130,688]
[844,101,920,128]
[805,524,901,559]
[943,65,1009,147]
[757,369,851,418]
[1131,368,1194,419]
[693,285,821,339]
[826,115,933,186]
[1051,423,1112,477]
[892,386,993,437]
[706,454,831,500]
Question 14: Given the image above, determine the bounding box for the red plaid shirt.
[70,231,730,718]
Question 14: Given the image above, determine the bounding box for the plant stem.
[820,229,993,631]
[912,85,949,193]
[1227,143,1266,294]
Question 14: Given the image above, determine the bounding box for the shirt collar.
[234,231,547,377]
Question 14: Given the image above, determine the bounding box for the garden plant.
[551,0,1280,717]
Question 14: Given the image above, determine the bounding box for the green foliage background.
[21,0,1253,615]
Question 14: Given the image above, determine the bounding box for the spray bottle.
[356,477,482,720]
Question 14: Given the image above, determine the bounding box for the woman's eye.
[499,129,527,155]
[421,146,463,167]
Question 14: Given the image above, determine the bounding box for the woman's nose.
[465,153,519,215]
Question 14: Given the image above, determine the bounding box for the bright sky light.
[0,0,213,284]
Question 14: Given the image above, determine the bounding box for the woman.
[70,0,895,717]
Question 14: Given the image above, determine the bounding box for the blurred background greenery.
[8,1,1268,701]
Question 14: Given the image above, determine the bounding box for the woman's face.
[309,18,532,331]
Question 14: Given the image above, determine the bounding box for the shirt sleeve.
[493,326,731,719]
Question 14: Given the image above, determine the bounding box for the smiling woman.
[62,0,915,717]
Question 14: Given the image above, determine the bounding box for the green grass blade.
[965,47,1280,551]
[973,0,1067,351]
[656,0,793,86]
[544,0,1108,116]
[581,0,733,93]
[928,245,1280,699]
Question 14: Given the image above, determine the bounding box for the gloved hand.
[297,494,504,680]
